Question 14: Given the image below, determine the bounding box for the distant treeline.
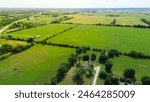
[7,22,45,33]
[0,15,30,28]
[105,15,119,17]
[95,23,150,29]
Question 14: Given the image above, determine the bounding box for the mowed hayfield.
[5,24,75,41]
[63,13,148,25]
[49,25,150,54]
[0,45,74,84]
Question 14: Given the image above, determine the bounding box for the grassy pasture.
[49,25,150,54]
[0,45,74,85]
[111,56,150,84]
[6,24,74,41]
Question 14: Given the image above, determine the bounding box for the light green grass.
[6,24,74,41]
[111,56,150,84]
[0,44,74,85]
[49,25,150,54]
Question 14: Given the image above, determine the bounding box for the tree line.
[49,54,78,85]
[95,23,150,29]
[0,43,33,61]
[7,22,45,33]
[0,15,30,28]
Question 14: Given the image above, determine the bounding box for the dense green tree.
[82,54,89,61]
[91,53,96,61]
[99,54,109,64]
[105,60,113,73]
[111,77,119,85]
[72,69,84,85]
[123,69,136,83]
[26,38,34,43]
[76,48,82,54]
[67,54,78,67]
[99,71,107,80]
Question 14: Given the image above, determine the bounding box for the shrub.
[91,53,96,61]
[105,60,113,73]
[82,54,89,61]
[99,71,107,80]
[99,54,109,64]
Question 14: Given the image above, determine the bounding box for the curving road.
[92,66,100,85]
[0,18,27,34]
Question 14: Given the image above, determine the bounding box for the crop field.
[63,13,148,25]
[0,45,74,84]
[5,24,75,41]
[49,25,150,54]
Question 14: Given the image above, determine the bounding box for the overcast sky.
[0,0,150,8]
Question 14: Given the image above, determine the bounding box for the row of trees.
[42,25,78,41]
[99,68,136,85]
[50,54,78,85]
[95,23,150,29]
[0,15,30,27]
[75,47,90,54]
[0,43,32,61]
[105,15,119,17]
[6,35,34,44]
[123,51,150,59]
[0,43,32,54]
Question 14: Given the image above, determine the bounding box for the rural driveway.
[92,66,100,85]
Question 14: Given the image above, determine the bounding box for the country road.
[92,66,100,85]
[0,18,27,34]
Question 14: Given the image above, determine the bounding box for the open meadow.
[6,24,75,41]
[0,45,74,84]
[49,25,150,54]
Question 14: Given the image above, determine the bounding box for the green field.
[0,9,150,85]
[49,25,150,54]
[5,24,74,41]
[63,13,148,25]
[0,45,74,84]
[111,56,150,84]
[23,14,54,24]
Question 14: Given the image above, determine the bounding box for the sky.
[0,0,150,8]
